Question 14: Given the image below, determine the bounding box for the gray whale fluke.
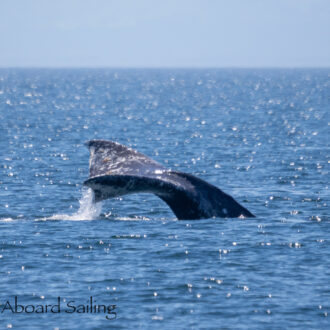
[83,140,255,220]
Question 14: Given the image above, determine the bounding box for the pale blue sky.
[0,0,329,67]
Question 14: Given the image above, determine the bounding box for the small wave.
[309,215,329,222]
[42,188,102,221]
[0,217,15,222]
[113,216,151,221]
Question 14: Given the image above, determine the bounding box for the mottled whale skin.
[83,140,255,220]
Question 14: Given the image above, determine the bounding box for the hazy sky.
[0,0,329,67]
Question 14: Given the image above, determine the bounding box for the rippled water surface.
[0,69,329,329]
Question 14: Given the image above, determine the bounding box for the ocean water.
[0,68,329,329]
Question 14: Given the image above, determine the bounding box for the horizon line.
[0,65,329,70]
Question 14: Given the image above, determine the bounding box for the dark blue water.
[0,69,329,329]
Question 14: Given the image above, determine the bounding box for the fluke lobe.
[83,140,255,220]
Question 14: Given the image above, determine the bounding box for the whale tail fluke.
[83,140,255,220]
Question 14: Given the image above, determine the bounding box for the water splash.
[44,188,102,221]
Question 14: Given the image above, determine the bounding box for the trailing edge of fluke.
[83,140,255,220]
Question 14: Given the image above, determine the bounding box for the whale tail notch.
[83,140,255,220]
